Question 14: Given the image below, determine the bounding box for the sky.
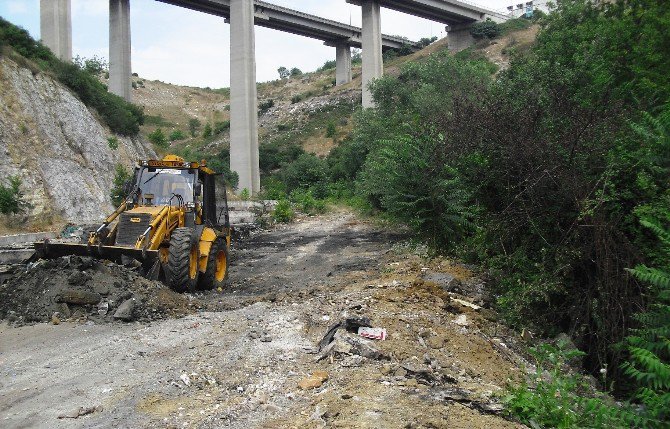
[0,0,511,88]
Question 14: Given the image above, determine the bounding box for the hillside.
[0,54,154,230]
[131,24,539,162]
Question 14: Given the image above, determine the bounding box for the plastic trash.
[358,326,387,340]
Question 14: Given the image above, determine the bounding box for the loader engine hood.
[115,207,164,246]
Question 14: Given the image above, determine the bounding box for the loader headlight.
[186,202,195,209]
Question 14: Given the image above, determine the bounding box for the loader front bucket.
[34,240,159,265]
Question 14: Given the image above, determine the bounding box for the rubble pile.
[0,256,197,326]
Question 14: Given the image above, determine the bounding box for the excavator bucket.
[34,240,159,264]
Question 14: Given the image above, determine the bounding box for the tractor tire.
[166,227,200,293]
[198,238,229,290]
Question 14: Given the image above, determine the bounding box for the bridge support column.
[109,0,132,102]
[230,0,260,195]
[446,23,475,52]
[335,43,352,86]
[361,0,383,108]
[40,0,72,62]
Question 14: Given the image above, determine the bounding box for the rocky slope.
[0,56,155,226]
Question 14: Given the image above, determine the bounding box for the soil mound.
[0,256,197,326]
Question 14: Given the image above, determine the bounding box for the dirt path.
[0,211,527,428]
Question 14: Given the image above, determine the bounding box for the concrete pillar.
[109,0,132,102]
[361,0,383,108]
[40,0,72,62]
[335,43,352,86]
[230,0,260,195]
[446,23,475,53]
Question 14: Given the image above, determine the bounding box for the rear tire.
[167,227,199,292]
[198,238,229,290]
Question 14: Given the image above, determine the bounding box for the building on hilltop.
[506,0,553,18]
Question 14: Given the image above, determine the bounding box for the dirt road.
[0,211,526,428]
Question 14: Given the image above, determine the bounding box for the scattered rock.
[51,312,61,325]
[57,405,103,419]
[453,314,469,327]
[421,271,461,292]
[67,271,92,286]
[113,298,136,321]
[298,371,329,390]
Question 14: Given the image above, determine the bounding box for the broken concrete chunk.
[57,289,102,305]
[320,330,389,361]
[113,298,135,321]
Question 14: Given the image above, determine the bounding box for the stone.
[67,271,92,286]
[312,371,329,382]
[421,271,461,292]
[51,312,61,325]
[298,377,323,390]
[328,330,388,360]
[113,298,135,321]
[57,289,102,305]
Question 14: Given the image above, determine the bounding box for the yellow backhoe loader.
[35,155,232,292]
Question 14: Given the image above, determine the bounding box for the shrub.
[290,189,326,215]
[169,129,185,141]
[107,136,119,150]
[188,118,201,137]
[259,140,304,173]
[214,121,230,135]
[0,176,25,215]
[258,99,274,115]
[291,94,303,104]
[325,121,337,138]
[417,36,438,48]
[148,128,168,148]
[272,199,295,223]
[280,153,329,198]
[505,341,631,428]
[202,122,212,139]
[317,60,336,72]
[110,164,131,206]
[470,19,501,39]
[290,67,302,77]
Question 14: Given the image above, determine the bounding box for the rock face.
[0,57,155,223]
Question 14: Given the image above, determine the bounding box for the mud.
[0,256,196,325]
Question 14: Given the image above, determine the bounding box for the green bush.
[279,153,329,198]
[0,176,25,215]
[202,122,212,139]
[169,129,185,141]
[214,121,230,135]
[107,136,119,150]
[505,341,631,428]
[470,19,501,39]
[259,140,304,173]
[317,60,336,72]
[188,118,201,137]
[289,189,326,215]
[272,199,295,223]
[258,99,274,115]
[326,121,337,138]
[148,128,168,148]
[110,164,131,206]
[622,215,670,427]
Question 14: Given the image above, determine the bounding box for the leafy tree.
[470,19,501,39]
[110,164,131,206]
[0,176,25,215]
[280,153,329,198]
[317,60,336,72]
[290,67,302,77]
[417,36,438,48]
[188,118,201,137]
[277,66,290,79]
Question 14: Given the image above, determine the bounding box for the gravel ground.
[0,211,528,429]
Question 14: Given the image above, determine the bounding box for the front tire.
[198,238,229,290]
[167,227,199,292]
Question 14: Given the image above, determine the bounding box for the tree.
[148,128,168,148]
[188,118,201,137]
[277,66,290,79]
[470,19,501,39]
[110,164,131,206]
[0,176,25,215]
[290,67,302,77]
[418,36,438,48]
[202,122,212,139]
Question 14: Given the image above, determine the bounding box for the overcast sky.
[0,0,511,87]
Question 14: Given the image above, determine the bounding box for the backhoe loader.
[35,155,232,292]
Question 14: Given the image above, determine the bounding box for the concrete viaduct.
[39,0,505,195]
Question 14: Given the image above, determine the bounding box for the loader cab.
[136,167,196,206]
